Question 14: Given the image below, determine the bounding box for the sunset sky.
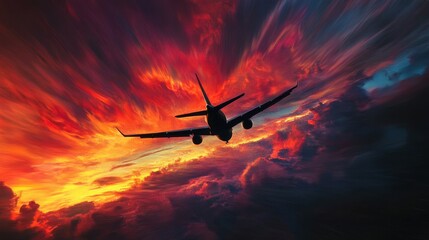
[1,1,429,239]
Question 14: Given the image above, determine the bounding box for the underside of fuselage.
[206,107,232,142]
[216,129,232,142]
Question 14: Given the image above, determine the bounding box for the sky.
[1,0,429,239]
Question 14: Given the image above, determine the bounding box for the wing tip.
[289,80,298,92]
[116,127,125,137]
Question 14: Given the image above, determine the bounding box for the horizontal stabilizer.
[175,110,207,118]
[215,93,245,110]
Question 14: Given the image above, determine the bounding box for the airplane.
[117,73,298,145]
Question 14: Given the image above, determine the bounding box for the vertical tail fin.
[195,73,212,106]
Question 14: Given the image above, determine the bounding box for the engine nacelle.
[242,119,253,129]
[192,135,203,145]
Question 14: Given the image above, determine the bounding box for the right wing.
[227,83,298,128]
[116,126,212,138]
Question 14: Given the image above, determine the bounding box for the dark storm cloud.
[38,201,95,239]
[62,69,429,239]
[80,211,126,240]
[50,217,81,240]
[17,201,40,228]
[0,181,16,219]
[141,165,223,191]
[0,183,47,240]
[56,201,95,218]
[40,202,95,239]
[238,71,429,239]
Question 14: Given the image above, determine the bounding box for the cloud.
[0,182,47,240]
[184,222,218,240]
[110,163,135,171]
[92,177,124,186]
[0,181,16,219]
[240,157,284,187]
[80,211,126,240]
[55,201,95,218]
[17,201,40,228]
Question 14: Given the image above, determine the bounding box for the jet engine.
[242,119,253,129]
[192,135,203,145]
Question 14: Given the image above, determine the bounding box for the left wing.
[227,83,298,128]
[116,126,212,138]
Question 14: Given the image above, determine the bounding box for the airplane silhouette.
[117,73,297,145]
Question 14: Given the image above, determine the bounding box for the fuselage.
[205,105,232,142]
